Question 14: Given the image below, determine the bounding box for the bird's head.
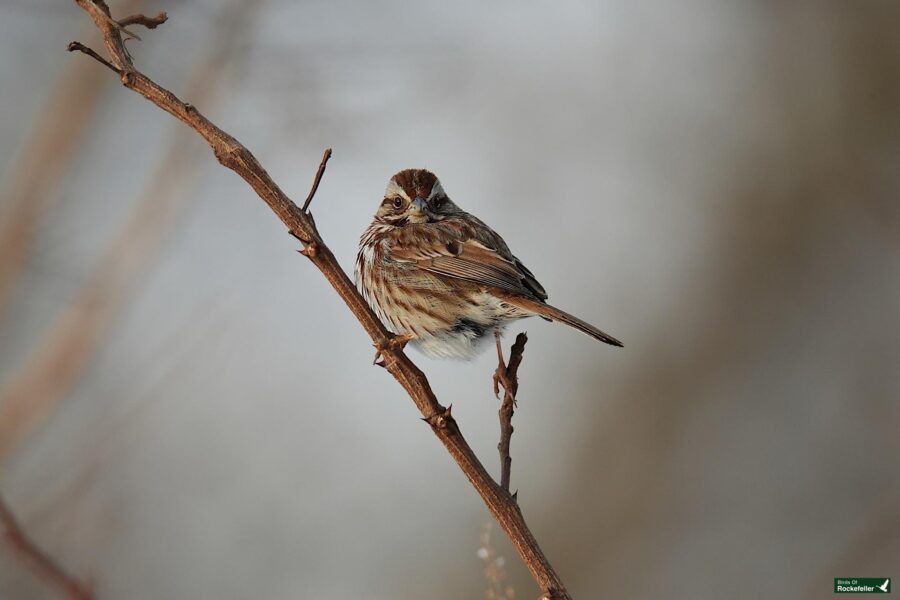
[375,169,462,225]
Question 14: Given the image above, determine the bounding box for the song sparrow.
[355,169,622,359]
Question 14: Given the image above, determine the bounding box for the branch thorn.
[372,333,414,364]
[298,241,318,258]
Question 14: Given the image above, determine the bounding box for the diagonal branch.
[0,495,92,600]
[67,2,571,598]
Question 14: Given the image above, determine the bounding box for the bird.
[355,168,622,360]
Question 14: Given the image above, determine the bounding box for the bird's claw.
[493,364,517,405]
[492,367,504,398]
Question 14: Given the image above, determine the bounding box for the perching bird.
[355,169,622,359]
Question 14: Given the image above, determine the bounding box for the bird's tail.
[507,297,623,348]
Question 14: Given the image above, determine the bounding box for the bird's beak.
[411,197,427,214]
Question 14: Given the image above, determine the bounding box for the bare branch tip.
[119,11,168,30]
[66,41,120,74]
[301,147,334,212]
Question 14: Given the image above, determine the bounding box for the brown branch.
[302,147,333,212]
[118,11,167,29]
[67,2,571,598]
[0,495,92,600]
[66,41,120,73]
[494,332,528,492]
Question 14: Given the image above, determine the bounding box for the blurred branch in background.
[0,495,92,600]
[65,2,572,597]
[0,0,262,464]
[0,0,144,316]
[22,300,233,530]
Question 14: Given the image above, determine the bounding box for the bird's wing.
[388,221,548,300]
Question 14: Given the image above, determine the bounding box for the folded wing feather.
[390,225,548,301]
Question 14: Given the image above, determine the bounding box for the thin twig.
[0,496,92,600]
[302,147,332,212]
[67,2,571,597]
[118,11,167,29]
[494,332,528,492]
[67,41,120,73]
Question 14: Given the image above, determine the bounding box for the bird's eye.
[392,197,404,209]
[432,196,445,209]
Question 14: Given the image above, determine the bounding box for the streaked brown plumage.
[355,169,622,359]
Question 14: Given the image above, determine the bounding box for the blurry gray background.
[1,1,898,599]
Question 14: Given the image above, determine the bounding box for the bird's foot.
[492,330,516,403]
[492,365,516,403]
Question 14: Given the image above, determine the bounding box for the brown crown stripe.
[391,169,438,200]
